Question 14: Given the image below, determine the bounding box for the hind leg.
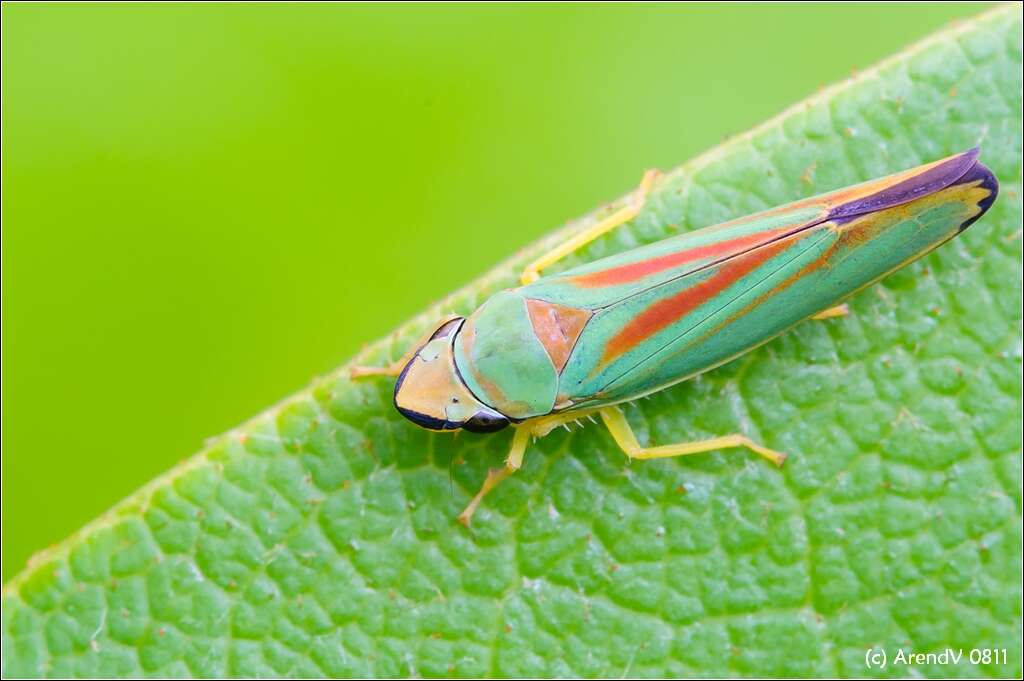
[599,405,786,466]
[520,169,660,285]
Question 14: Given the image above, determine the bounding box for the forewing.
[544,149,995,407]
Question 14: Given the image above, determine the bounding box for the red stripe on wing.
[570,226,794,288]
[599,237,792,365]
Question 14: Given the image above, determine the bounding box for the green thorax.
[452,290,559,420]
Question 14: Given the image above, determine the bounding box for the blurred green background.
[2,3,987,581]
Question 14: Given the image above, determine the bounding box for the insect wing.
[523,149,996,408]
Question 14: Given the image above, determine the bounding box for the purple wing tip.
[956,154,999,232]
[830,147,997,227]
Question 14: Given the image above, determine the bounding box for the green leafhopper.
[355,148,998,524]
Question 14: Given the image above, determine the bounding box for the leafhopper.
[355,148,998,524]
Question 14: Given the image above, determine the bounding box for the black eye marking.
[462,409,510,434]
[430,317,464,341]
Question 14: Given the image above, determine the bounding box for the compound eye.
[462,408,510,434]
[429,317,463,341]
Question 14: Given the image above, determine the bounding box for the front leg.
[348,347,418,379]
[456,427,531,526]
[350,314,462,379]
[456,410,591,525]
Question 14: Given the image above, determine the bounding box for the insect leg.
[520,169,661,285]
[457,426,532,526]
[456,409,592,525]
[456,466,514,527]
[811,303,850,321]
[598,405,786,467]
[350,314,461,379]
[349,342,422,379]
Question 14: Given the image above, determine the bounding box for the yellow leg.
[599,405,786,466]
[350,314,461,379]
[349,343,419,379]
[456,410,591,526]
[457,404,784,526]
[456,427,530,526]
[456,466,514,527]
[811,303,849,321]
[520,169,661,285]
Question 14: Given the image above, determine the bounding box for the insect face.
[393,318,510,433]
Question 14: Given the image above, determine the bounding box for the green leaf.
[3,6,1020,678]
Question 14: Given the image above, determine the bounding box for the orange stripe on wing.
[570,226,794,288]
[599,238,791,365]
